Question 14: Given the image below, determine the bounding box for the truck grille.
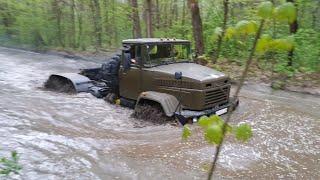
[205,86,230,108]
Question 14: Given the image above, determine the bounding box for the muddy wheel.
[104,93,117,104]
[133,103,173,124]
[44,75,76,93]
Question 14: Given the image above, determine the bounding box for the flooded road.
[0,47,319,179]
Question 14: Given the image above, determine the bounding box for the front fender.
[136,91,179,117]
[46,73,93,93]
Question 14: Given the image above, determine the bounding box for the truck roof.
[122,38,190,45]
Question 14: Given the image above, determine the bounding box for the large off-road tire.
[133,103,173,124]
[104,93,117,104]
[44,76,76,93]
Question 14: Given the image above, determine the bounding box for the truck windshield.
[145,44,192,67]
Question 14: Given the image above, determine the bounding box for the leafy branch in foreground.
[0,151,22,176]
[182,1,296,180]
[183,115,252,145]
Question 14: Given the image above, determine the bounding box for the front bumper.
[174,97,239,125]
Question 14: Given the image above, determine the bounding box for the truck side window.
[129,45,135,58]
[126,45,138,66]
[135,46,141,63]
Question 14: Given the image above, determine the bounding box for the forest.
[0,0,319,89]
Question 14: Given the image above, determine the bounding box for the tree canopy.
[0,0,319,72]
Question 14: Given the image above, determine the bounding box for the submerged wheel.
[44,75,76,93]
[104,93,117,104]
[133,103,173,124]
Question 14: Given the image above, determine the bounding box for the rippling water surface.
[0,47,319,179]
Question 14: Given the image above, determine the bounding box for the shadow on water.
[0,47,319,179]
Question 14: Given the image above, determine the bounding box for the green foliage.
[182,125,191,140]
[256,34,294,54]
[269,38,294,52]
[211,27,223,41]
[257,1,274,19]
[234,124,253,142]
[214,27,223,37]
[0,0,318,74]
[235,20,258,36]
[0,151,22,176]
[274,2,297,23]
[205,124,223,145]
[256,34,272,54]
[293,29,320,72]
[183,115,252,145]
[224,27,236,40]
[198,115,222,128]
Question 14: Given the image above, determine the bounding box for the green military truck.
[45,38,238,124]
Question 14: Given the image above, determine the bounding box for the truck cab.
[119,38,191,99]
[118,39,235,118]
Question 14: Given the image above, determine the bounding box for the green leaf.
[256,34,272,54]
[198,115,224,128]
[234,124,252,142]
[11,151,18,162]
[198,116,211,128]
[257,1,274,19]
[269,38,294,52]
[0,169,11,175]
[182,125,192,140]
[0,151,22,175]
[208,115,224,127]
[235,20,249,35]
[205,124,223,145]
[235,20,258,36]
[247,21,258,34]
[274,2,297,23]
[224,27,236,40]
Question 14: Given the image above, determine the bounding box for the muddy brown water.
[0,47,319,179]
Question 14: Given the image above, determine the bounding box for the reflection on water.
[0,47,319,179]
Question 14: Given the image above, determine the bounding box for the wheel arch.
[136,91,179,117]
[45,73,92,93]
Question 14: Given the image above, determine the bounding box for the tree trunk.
[156,0,160,29]
[188,0,204,55]
[70,0,76,48]
[131,0,142,38]
[173,0,178,22]
[182,0,186,26]
[212,0,229,63]
[181,0,187,38]
[312,3,319,29]
[111,0,118,45]
[0,1,15,36]
[52,0,64,47]
[146,0,153,38]
[89,0,102,49]
[287,0,298,67]
[76,0,84,49]
[102,0,112,45]
[163,2,168,30]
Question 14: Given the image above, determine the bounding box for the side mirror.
[175,71,182,80]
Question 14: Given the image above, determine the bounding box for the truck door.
[119,45,142,100]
